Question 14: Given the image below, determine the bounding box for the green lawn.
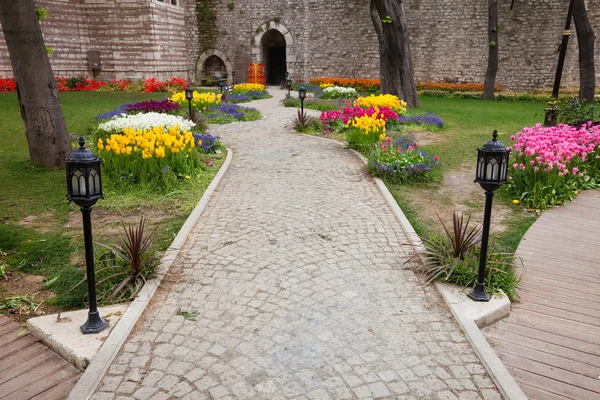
[0,91,221,310]
[388,95,543,251]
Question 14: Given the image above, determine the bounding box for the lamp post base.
[80,311,109,334]
[467,283,491,302]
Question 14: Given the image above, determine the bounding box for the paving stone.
[92,89,495,400]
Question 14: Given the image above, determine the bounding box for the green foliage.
[0,223,85,309]
[420,211,520,301]
[45,46,54,55]
[489,41,497,47]
[291,110,320,134]
[227,1,234,11]
[177,309,200,321]
[80,217,159,305]
[195,0,218,52]
[35,8,49,21]
[273,16,280,24]
[557,97,598,124]
[255,26,263,34]
[0,293,39,314]
[382,15,392,24]
[283,97,342,111]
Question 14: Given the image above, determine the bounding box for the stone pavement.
[92,89,500,400]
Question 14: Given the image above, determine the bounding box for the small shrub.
[419,211,519,301]
[87,217,159,304]
[291,110,320,134]
[557,97,598,125]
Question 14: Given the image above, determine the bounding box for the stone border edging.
[68,148,234,400]
[297,134,526,400]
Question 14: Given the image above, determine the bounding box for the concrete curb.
[296,133,525,400]
[68,148,234,400]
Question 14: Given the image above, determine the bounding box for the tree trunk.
[573,0,595,104]
[0,0,72,168]
[370,0,419,107]
[483,0,499,100]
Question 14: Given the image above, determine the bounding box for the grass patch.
[283,97,342,111]
[0,91,223,312]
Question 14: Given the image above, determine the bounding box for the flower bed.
[368,136,441,183]
[399,112,445,129]
[1,76,187,93]
[204,104,262,124]
[171,90,222,111]
[97,125,200,189]
[321,86,358,100]
[97,112,195,134]
[508,123,600,209]
[310,77,379,92]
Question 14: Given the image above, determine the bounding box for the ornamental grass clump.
[507,123,600,210]
[367,136,441,183]
[419,211,520,302]
[97,125,201,190]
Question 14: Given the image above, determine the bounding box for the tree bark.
[370,0,419,107]
[0,0,72,168]
[573,0,595,104]
[483,0,499,100]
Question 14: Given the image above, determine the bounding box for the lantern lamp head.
[475,130,511,191]
[185,85,193,101]
[299,86,306,100]
[65,137,104,207]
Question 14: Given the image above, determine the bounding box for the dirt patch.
[408,130,447,146]
[17,212,56,233]
[1,273,59,326]
[402,164,511,234]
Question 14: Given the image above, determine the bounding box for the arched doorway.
[203,55,227,84]
[261,29,286,85]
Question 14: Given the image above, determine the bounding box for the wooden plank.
[490,336,600,378]
[492,319,600,358]
[29,374,80,400]
[5,364,80,400]
[515,276,600,300]
[521,280,600,302]
[0,344,44,373]
[513,302,600,329]
[0,317,12,327]
[517,292,600,319]
[520,263,600,283]
[508,365,599,400]
[519,382,573,400]
[0,357,66,399]
[0,331,31,349]
[0,334,38,359]
[0,349,56,385]
[0,323,19,338]
[500,352,600,394]
[519,257,600,277]
[519,286,600,311]
[507,312,599,346]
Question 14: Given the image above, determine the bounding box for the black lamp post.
[298,86,306,114]
[470,130,511,302]
[185,85,193,119]
[232,70,236,86]
[219,78,225,94]
[286,78,292,98]
[65,137,108,334]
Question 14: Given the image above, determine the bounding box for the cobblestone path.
[93,89,500,400]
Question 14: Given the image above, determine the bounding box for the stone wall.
[1,0,599,90]
[0,0,188,80]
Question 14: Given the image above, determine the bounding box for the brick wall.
[0,0,188,80]
[1,0,599,90]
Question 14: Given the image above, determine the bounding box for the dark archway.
[261,29,286,85]
[203,55,227,84]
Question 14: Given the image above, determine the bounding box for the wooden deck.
[484,190,600,400]
[0,315,80,400]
